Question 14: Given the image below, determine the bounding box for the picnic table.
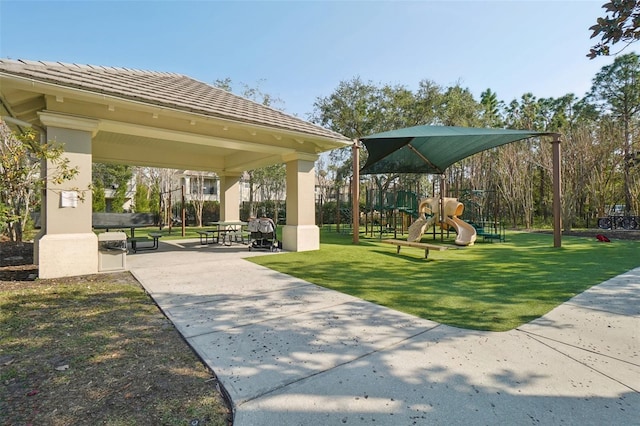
[205,221,249,246]
[92,213,156,238]
[92,213,161,253]
[129,232,163,253]
[94,224,149,238]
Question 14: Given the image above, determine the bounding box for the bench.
[195,230,220,245]
[128,232,163,253]
[381,239,449,259]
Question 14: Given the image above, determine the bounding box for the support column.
[352,140,360,244]
[551,134,562,248]
[219,174,241,221]
[184,176,191,195]
[36,112,99,278]
[283,153,319,251]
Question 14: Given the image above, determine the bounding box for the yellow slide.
[444,216,476,246]
[442,197,476,246]
[408,196,476,246]
[407,213,437,242]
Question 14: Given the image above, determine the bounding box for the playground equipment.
[408,197,477,246]
[363,188,420,238]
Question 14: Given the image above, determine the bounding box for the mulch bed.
[0,241,37,283]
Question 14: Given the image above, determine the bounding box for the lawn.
[249,230,639,331]
[0,273,231,426]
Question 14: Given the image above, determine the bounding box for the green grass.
[249,230,639,331]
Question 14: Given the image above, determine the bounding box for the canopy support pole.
[551,134,562,248]
[440,174,445,242]
[407,142,441,173]
[352,140,360,244]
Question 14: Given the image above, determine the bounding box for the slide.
[408,196,476,245]
[444,216,477,246]
[407,214,437,242]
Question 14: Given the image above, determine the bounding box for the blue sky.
[1,1,635,120]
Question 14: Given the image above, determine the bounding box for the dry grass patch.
[0,272,231,426]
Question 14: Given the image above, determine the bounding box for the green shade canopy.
[360,125,556,174]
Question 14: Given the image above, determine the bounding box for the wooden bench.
[381,239,449,259]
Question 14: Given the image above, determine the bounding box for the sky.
[1,0,637,121]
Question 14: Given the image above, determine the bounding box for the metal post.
[181,185,186,237]
[352,140,360,244]
[336,188,341,233]
[552,134,562,248]
[158,195,162,230]
[167,191,172,234]
[440,175,445,242]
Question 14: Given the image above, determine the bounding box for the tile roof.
[0,59,349,142]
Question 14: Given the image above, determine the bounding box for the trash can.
[98,232,127,272]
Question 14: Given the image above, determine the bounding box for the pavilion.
[0,59,351,278]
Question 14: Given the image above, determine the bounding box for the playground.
[257,127,638,331]
[357,186,506,245]
[249,227,639,332]
[318,126,561,253]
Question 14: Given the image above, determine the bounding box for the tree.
[586,117,625,217]
[251,164,286,222]
[0,121,78,242]
[190,171,207,227]
[311,77,380,141]
[436,84,482,127]
[134,178,151,213]
[588,52,640,214]
[480,88,503,127]
[494,140,537,228]
[134,166,162,217]
[149,178,161,217]
[312,77,445,199]
[157,168,177,226]
[92,180,106,212]
[213,77,284,110]
[92,163,133,212]
[588,0,640,58]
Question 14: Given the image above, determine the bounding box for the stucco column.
[219,174,241,221]
[35,112,99,278]
[283,153,319,251]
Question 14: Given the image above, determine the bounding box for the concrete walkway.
[128,239,639,425]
